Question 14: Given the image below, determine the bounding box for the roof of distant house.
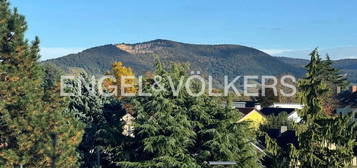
[259,129,298,151]
[233,101,258,108]
[337,91,357,107]
[259,129,298,166]
[236,107,256,115]
[260,108,295,116]
[270,103,304,109]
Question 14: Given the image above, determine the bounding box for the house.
[237,107,266,129]
[235,101,302,128]
[260,108,302,123]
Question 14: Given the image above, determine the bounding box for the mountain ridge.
[277,56,357,83]
[45,39,357,83]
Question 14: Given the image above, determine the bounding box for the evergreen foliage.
[278,56,357,83]
[119,58,261,168]
[260,112,295,131]
[259,112,296,167]
[318,55,349,115]
[119,59,199,168]
[66,72,127,167]
[194,98,261,168]
[319,55,348,90]
[4,1,357,167]
[291,49,357,167]
[261,134,291,168]
[0,0,84,167]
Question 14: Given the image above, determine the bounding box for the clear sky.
[10,0,357,60]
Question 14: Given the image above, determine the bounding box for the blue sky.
[11,0,357,60]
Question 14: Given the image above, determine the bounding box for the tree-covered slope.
[45,39,306,79]
[277,57,357,83]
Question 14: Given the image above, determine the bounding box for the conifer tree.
[261,133,292,168]
[66,72,127,167]
[194,97,262,168]
[119,58,262,168]
[319,55,348,91]
[291,49,357,167]
[0,0,84,167]
[119,58,199,168]
[318,55,348,115]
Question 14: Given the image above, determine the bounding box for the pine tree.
[0,0,84,167]
[291,49,357,167]
[41,63,64,92]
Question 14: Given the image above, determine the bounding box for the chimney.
[280,126,288,134]
[351,85,357,93]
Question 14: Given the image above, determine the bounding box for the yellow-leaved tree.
[110,62,137,97]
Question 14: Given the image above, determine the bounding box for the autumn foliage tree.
[107,62,137,97]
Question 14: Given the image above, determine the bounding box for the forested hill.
[45,39,305,81]
[277,57,357,83]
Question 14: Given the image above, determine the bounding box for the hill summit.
[45,39,305,80]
